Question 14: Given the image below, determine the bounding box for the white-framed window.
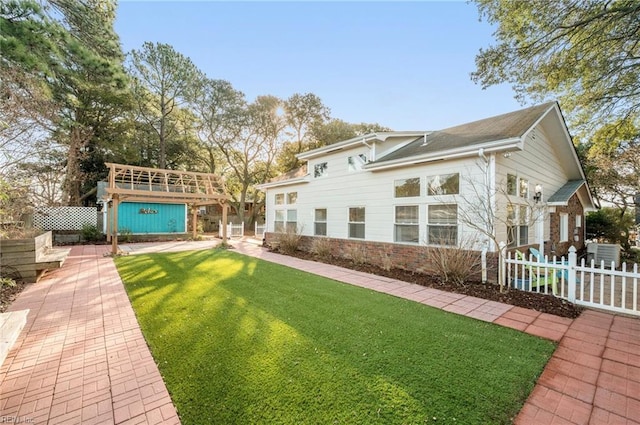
[394,205,419,243]
[576,215,582,228]
[314,208,327,236]
[427,173,459,195]
[274,210,285,232]
[507,205,529,248]
[286,209,297,232]
[507,173,529,199]
[519,178,529,199]
[287,192,297,204]
[394,177,420,198]
[348,207,365,239]
[314,162,328,178]
[348,154,367,172]
[427,204,457,245]
[275,193,284,205]
[507,174,517,196]
[560,213,569,242]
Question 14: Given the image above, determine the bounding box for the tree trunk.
[64,125,91,206]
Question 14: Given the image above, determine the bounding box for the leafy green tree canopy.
[472,0,640,128]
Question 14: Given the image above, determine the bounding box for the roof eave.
[255,176,309,190]
[363,138,521,171]
[296,132,428,160]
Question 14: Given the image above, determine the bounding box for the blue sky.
[115,1,528,131]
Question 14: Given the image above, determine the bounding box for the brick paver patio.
[0,239,638,424]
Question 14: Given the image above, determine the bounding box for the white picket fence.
[218,221,244,238]
[255,223,266,239]
[504,246,640,316]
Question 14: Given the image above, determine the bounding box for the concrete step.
[0,309,29,367]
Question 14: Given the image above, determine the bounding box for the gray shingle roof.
[373,102,556,164]
[547,180,586,203]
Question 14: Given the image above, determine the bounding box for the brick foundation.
[265,232,499,282]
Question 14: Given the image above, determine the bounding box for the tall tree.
[128,42,204,169]
[1,0,131,205]
[192,79,247,174]
[472,0,640,128]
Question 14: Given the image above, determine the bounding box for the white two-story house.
[257,102,595,273]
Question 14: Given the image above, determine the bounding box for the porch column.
[221,202,228,244]
[537,206,545,255]
[190,204,198,239]
[111,194,119,255]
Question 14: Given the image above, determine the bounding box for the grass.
[115,250,556,425]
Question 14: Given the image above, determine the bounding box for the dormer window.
[314,162,328,178]
[348,154,367,172]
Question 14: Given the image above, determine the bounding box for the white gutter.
[255,176,309,190]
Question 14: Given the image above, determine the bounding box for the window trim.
[314,208,327,236]
[348,206,365,239]
[427,204,458,246]
[314,162,328,178]
[426,173,460,196]
[394,177,421,198]
[559,213,569,242]
[394,205,419,244]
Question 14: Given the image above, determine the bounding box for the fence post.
[498,242,506,290]
[568,246,577,303]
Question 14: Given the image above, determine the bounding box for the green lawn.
[115,249,555,425]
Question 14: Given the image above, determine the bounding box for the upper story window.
[394,178,420,197]
[287,192,297,204]
[275,193,284,205]
[507,173,529,199]
[427,173,459,195]
[314,162,328,178]
[348,154,367,172]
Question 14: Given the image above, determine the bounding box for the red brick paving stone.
[524,323,566,342]
[494,316,530,331]
[554,346,603,370]
[590,406,640,425]
[545,357,601,385]
[562,335,608,357]
[538,368,597,404]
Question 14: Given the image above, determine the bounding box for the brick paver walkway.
[0,245,179,425]
[1,239,638,424]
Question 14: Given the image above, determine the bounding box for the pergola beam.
[104,163,229,254]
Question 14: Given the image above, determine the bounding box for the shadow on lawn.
[117,249,555,425]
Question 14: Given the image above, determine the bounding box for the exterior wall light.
[533,184,543,203]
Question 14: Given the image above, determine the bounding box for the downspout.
[362,136,375,161]
[478,148,496,252]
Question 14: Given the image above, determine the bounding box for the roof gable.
[373,102,556,164]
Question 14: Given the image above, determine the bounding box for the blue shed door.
[118,202,186,234]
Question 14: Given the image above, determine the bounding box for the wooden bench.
[0,232,70,283]
[0,310,28,367]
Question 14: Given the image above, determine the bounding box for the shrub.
[276,227,302,255]
[0,277,17,288]
[119,227,133,243]
[311,237,332,260]
[345,245,367,265]
[380,251,394,272]
[425,237,482,286]
[81,224,103,242]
